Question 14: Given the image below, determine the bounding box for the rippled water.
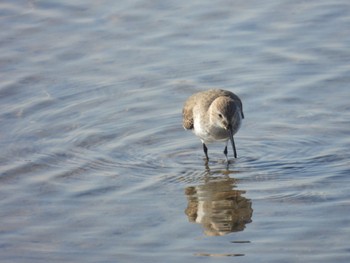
[1,0,350,262]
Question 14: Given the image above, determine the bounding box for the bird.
[182,89,244,162]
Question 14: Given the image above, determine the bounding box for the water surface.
[1,0,350,262]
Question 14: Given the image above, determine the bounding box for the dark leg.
[223,145,228,161]
[203,143,209,160]
[224,145,229,164]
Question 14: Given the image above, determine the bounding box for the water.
[1,0,350,262]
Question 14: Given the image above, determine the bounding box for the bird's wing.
[182,90,218,130]
[182,95,195,130]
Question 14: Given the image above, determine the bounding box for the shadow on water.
[183,165,253,237]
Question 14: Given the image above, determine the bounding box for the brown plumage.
[182,89,244,161]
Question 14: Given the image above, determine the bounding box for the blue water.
[1,0,350,262]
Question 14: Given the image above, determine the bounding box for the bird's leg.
[202,143,209,161]
[223,145,229,162]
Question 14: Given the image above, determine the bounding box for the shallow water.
[1,0,350,262]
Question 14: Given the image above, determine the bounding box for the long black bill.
[228,127,237,158]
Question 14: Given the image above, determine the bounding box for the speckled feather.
[182,89,244,130]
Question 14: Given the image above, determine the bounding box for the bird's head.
[209,96,240,158]
[209,96,238,131]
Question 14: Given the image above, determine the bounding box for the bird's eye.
[218,114,223,118]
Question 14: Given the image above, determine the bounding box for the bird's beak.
[227,125,237,158]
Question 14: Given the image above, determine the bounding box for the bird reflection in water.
[184,175,253,236]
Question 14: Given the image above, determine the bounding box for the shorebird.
[182,89,244,162]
